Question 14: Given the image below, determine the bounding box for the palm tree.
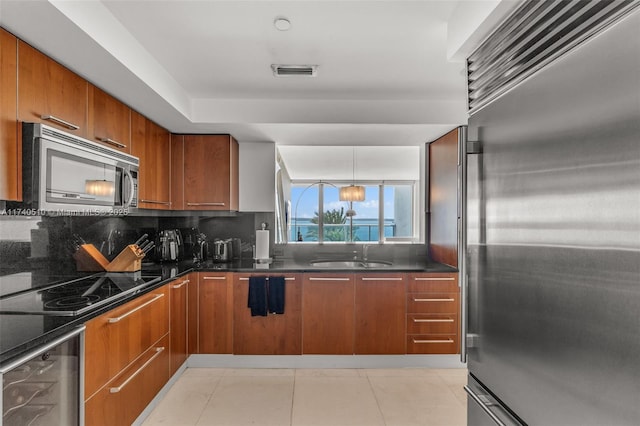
[306,207,347,241]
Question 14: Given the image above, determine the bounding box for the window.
[288,182,416,243]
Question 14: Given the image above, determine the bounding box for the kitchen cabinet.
[0,28,19,201]
[406,273,459,354]
[239,142,276,212]
[354,273,406,354]
[170,134,185,210]
[179,134,239,211]
[17,40,88,137]
[84,284,170,425]
[302,273,355,354]
[187,272,199,355]
[198,272,233,353]
[169,274,191,375]
[131,111,171,209]
[87,84,131,153]
[233,273,302,355]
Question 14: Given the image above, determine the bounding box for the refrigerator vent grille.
[467,0,640,113]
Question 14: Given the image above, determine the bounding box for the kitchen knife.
[133,233,148,247]
[142,242,155,254]
[139,240,153,252]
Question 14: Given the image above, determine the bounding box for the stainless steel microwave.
[14,123,139,214]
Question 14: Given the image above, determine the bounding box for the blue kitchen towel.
[248,276,268,316]
[267,276,286,314]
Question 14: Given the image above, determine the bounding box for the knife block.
[73,244,145,272]
[73,244,110,272]
[106,245,145,272]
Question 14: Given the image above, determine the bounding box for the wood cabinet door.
[198,272,233,353]
[233,273,302,355]
[169,275,190,374]
[302,274,355,354]
[131,111,171,209]
[84,285,170,400]
[170,134,184,210]
[354,273,406,354]
[17,41,87,137]
[183,135,238,210]
[187,272,199,355]
[87,84,131,153]
[0,29,19,201]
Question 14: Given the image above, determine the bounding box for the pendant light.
[339,147,365,202]
[86,165,115,196]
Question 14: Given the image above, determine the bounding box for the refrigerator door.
[467,9,640,426]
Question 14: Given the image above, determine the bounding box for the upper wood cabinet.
[232,273,302,355]
[302,273,355,355]
[170,134,185,210]
[178,134,239,211]
[0,28,19,201]
[17,41,87,137]
[87,84,131,153]
[130,111,171,209]
[354,273,406,354]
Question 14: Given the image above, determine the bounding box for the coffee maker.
[156,229,182,262]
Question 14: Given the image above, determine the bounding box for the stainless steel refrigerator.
[464,2,640,425]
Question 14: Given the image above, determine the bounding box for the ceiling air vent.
[467,0,640,113]
[271,64,318,77]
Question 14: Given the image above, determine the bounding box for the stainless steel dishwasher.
[1,326,85,426]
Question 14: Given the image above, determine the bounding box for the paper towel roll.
[255,230,270,260]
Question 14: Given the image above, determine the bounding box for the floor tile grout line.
[193,373,225,426]
[366,372,389,426]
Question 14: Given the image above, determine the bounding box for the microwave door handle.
[123,168,135,208]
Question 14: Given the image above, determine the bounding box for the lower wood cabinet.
[232,273,302,355]
[169,275,191,375]
[84,334,170,426]
[302,274,355,354]
[198,272,233,354]
[84,284,170,425]
[406,273,460,354]
[354,273,406,354]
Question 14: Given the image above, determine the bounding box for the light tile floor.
[141,368,467,426]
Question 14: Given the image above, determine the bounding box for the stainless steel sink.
[309,260,393,268]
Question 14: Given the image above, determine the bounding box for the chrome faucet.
[362,244,371,262]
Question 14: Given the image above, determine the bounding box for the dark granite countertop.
[0,257,456,365]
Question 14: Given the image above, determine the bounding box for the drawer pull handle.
[414,277,455,281]
[140,199,171,205]
[413,298,455,302]
[99,137,127,149]
[412,338,454,344]
[108,293,164,323]
[186,202,225,206]
[413,318,454,323]
[308,277,351,281]
[360,277,403,281]
[109,347,165,393]
[41,115,79,130]
[239,277,295,281]
[172,279,190,289]
[202,276,226,280]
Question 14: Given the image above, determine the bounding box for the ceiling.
[0,0,520,146]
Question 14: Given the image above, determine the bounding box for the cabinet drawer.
[84,286,170,399]
[85,334,170,426]
[407,273,458,292]
[407,314,457,334]
[406,292,458,314]
[406,334,458,354]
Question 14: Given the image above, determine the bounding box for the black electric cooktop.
[0,272,162,316]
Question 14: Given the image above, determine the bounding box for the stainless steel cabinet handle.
[413,298,455,302]
[172,279,190,289]
[140,199,171,205]
[308,277,351,281]
[107,293,164,323]
[238,277,295,281]
[41,115,79,130]
[99,138,127,149]
[109,347,165,393]
[360,277,403,281]
[413,277,455,281]
[413,318,455,323]
[464,385,507,426]
[202,276,226,280]
[412,338,454,343]
[186,202,225,206]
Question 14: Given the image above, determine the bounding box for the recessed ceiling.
[0,0,520,145]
